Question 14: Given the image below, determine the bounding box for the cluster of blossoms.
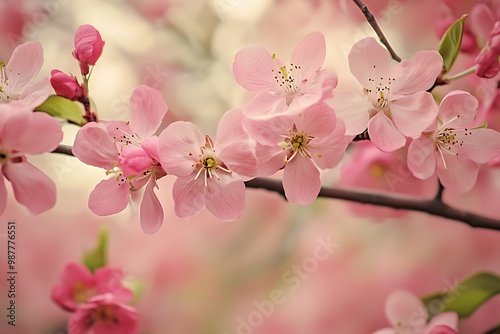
[51,262,137,334]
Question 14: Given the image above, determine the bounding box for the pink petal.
[255,143,287,176]
[438,91,478,128]
[407,136,437,179]
[348,37,392,88]
[88,177,130,216]
[103,120,132,141]
[282,157,321,205]
[129,85,168,139]
[290,31,326,80]
[0,173,6,216]
[51,262,94,312]
[299,68,338,99]
[205,173,246,220]
[19,77,52,109]
[172,174,206,218]
[368,113,406,152]
[391,51,443,96]
[243,91,287,118]
[94,267,133,303]
[158,121,203,177]
[140,178,164,234]
[385,290,428,330]
[141,135,160,161]
[215,108,258,177]
[456,128,500,163]
[73,123,118,169]
[372,329,397,334]
[425,312,459,333]
[242,113,292,146]
[470,4,495,42]
[294,102,336,138]
[117,145,152,177]
[3,161,56,214]
[310,117,349,170]
[233,46,280,92]
[390,92,439,138]
[437,153,478,193]
[5,41,44,93]
[327,92,370,135]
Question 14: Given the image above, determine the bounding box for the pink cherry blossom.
[50,69,85,100]
[73,24,105,75]
[373,290,458,334]
[233,31,337,119]
[158,108,257,220]
[408,91,500,193]
[244,102,351,205]
[72,85,168,234]
[0,41,51,108]
[68,293,138,334]
[51,262,133,312]
[330,37,442,152]
[0,103,62,215]
[475,21,500,78]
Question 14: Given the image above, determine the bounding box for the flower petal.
[140,178,164,234]
[0,173,6,216]
[437,153,478,193]
[348,37,392,88]
[205,173,246,220]
[172,175,205,218]
[88,177,130,216]
[425,325,458,334]
[294,102,336,138]
[3,161,56,214]
[470,4,495,42]
[391,50,443,96]
[282,157,320,205]
[456,128,500,164]
[327,92,370,135]
[424,312,459,333]
[310,117,349,170]
[385,290,428,330]
[255,143,286,176]
[391,92,439,138]
[242,113,292,146]
[129,85,168,139]
[158,121,204,177]
[407,136,437,179]
[438,91,478,128]
[243,91,287,118]
[233,46,280,92]
[290,31,326,80]
[117,145,152,177]
[5,41,44,93]
[73,122,118,169]
[19,77,52,109]
[368,112,406,152]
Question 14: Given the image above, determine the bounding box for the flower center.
[364,74,395,110]
[271,54,306,105]
[0,64,19,103]
[72,282,96,304]
[87,305,119,328]
[194,135,231,185]
[279,124,315,163]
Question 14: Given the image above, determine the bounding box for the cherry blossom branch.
[51,145,500,231]
[351,0,402,62]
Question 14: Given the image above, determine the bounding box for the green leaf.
[82,229,108,273]
[35,95,86,126]
[422,272,500,319]
[438,14,468,74]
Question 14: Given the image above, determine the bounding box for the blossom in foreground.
[330,37,442,152]
[0,41,51,108]
[407,91,500,193]
[158,108,256,220]
[51,262,133,312]
[73,24,105,75]
[0,103,62,215]
[233,31,337,119]
[68,293,138,334]
[244,102,350,205]
[73,85,167,234]
[373,290,458,334]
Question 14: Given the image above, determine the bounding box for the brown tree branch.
[351,0,402,62]
[52,145,500,231]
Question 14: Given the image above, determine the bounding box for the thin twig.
[351,0,402,62]
[51,145,500,231]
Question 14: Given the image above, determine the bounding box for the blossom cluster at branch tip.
[51,262,137,334]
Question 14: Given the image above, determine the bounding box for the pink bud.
[117,145,153,178]
[475,21,500,78]
[72,24,105,75]
[50,70,84,100]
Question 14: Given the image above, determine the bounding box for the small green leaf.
[82,229,108,273]
[35,95,86,126]
[422,272,500,319]
[438,14,468,74]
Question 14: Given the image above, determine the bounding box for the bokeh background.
[1,0,500,333]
